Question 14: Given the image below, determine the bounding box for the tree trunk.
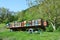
[51,22,56,31]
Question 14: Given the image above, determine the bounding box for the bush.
[46,25,53,32]
[3,19,9,24]
[55,26,60,32]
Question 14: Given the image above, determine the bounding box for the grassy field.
[0,24,60,40]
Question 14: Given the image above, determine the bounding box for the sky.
[0,0,29,12]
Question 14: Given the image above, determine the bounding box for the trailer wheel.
[28,28,33,34]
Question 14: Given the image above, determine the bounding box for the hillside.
[17,0,60,21]
[17,0,60,30]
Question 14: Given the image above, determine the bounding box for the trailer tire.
[28,28,33,34]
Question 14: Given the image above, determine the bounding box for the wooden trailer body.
[7,19,48,31]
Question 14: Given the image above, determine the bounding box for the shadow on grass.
[0,37,3,40]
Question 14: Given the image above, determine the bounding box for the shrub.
[55,26,60,32]
[46,25,53,32]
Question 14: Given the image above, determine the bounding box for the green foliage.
[55,26,60,32]
[46,25,53,32]
[0,7,18,23]
[26,0,60,30]
[3,18,9,23]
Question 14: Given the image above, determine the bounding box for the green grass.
[0,24,60,40]
[0,23,9,32]
[0,32,60,40]
[0,23,5,27]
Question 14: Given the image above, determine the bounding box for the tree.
[26,0,60,31]
[0,7,17,23]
